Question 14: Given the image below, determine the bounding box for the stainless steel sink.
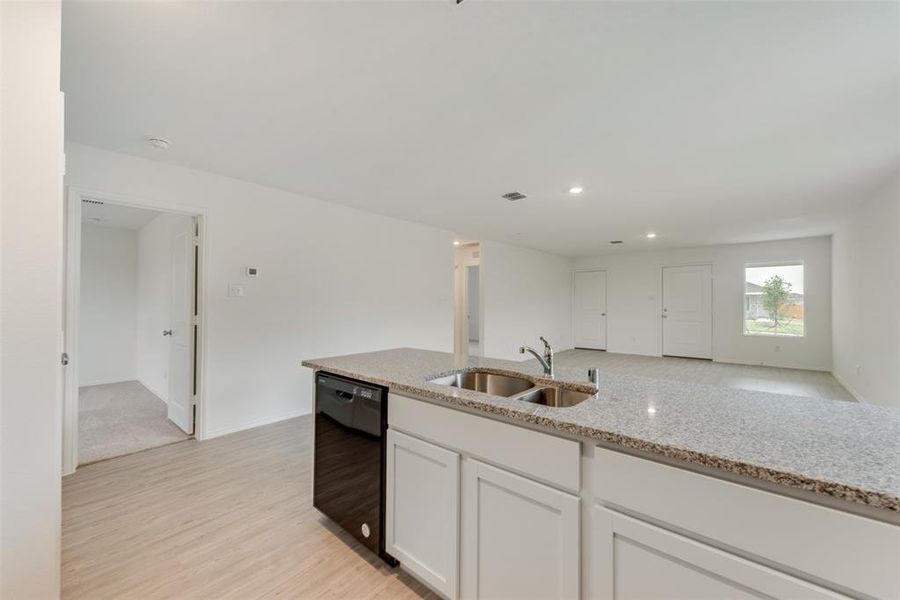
[517,386,594,408]
[429,370,535,397]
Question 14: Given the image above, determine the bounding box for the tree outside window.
[744,264,804,337]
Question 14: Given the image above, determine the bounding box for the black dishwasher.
[313,372,396,565]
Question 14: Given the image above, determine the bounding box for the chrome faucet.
[520,336,554,378]
[588,368,600,393]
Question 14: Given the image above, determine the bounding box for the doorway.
[454,242,482,358]
[63,189,204,472]
[466,265,480,355]
[661,264,712,359]
[573,270,608,350]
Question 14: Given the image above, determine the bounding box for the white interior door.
[662,265,712,359]
[574,270,607,350]
[167,226,194,433]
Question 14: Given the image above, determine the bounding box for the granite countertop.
[302,348,900,516]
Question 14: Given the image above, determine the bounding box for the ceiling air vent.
[82,198,105,205]
[501,191,527,201]
[610,240,624,244]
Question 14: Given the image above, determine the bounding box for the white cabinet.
[385,429,460,599]
[386,395,899,600]
[592,447,900,599]
[591,506,846,600]
[461,459,581,600]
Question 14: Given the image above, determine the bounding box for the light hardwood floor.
[63,355,850,599]
[62,416,436,600]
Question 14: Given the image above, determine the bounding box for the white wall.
[481,241,573,361]
[574,236,832,370]
[0,1,64,597]
[65,143,455,438]
[137,212,193,401]
[79,223,138,385]
[832,174,900,407]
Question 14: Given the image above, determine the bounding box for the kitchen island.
[303,348,900,600]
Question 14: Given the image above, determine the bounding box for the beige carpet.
[79,380,190,465]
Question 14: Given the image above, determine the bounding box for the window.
[744,263,804,337]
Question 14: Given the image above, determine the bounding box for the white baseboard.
[831,370,866,403]
[203,409,311,440]
[713,356,830,372]
[137,378,168,404]
[79,376,139,388]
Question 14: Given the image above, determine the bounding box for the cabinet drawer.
[592,506,846,599]
[593,447,900,599]
[389,393,580,493]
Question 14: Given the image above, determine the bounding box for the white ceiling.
[82,201,161,230]
[62,1,900,256]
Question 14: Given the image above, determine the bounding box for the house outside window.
[744,263,804,337]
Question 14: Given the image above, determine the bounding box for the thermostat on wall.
[245,266,259,278]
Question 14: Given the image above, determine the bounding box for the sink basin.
[429,370,535,397]
[518,386,594,408]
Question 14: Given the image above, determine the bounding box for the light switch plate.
[228,284,245,298]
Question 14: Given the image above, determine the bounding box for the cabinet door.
[461,459,580,600]
[591,506,847,600]
[386,429,460,599]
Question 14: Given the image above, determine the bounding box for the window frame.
[742,260,806,339]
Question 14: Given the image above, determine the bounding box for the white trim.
[453,242,481,358]
[79,377,139,388]
[714,356,829,372]
[831,370,865,403]
[62,189,81,476]
[62,186,209,473]
[137,378,168,405]
[204,409,310,440]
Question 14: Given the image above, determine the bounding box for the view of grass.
[744,318,804,337]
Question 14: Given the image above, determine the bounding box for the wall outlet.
[774,345,781,353]
[228,283,245,298]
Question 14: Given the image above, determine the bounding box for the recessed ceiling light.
[568,186,584,195]
[145,136,171,150]
[646,233,657,239]
[453,240,461,246]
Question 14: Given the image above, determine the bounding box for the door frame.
[453,243,482,358]
[571,268,608,351]
[62,186,208,475]
[659,263,713,359]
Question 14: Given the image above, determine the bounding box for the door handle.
[162,329,173,336]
